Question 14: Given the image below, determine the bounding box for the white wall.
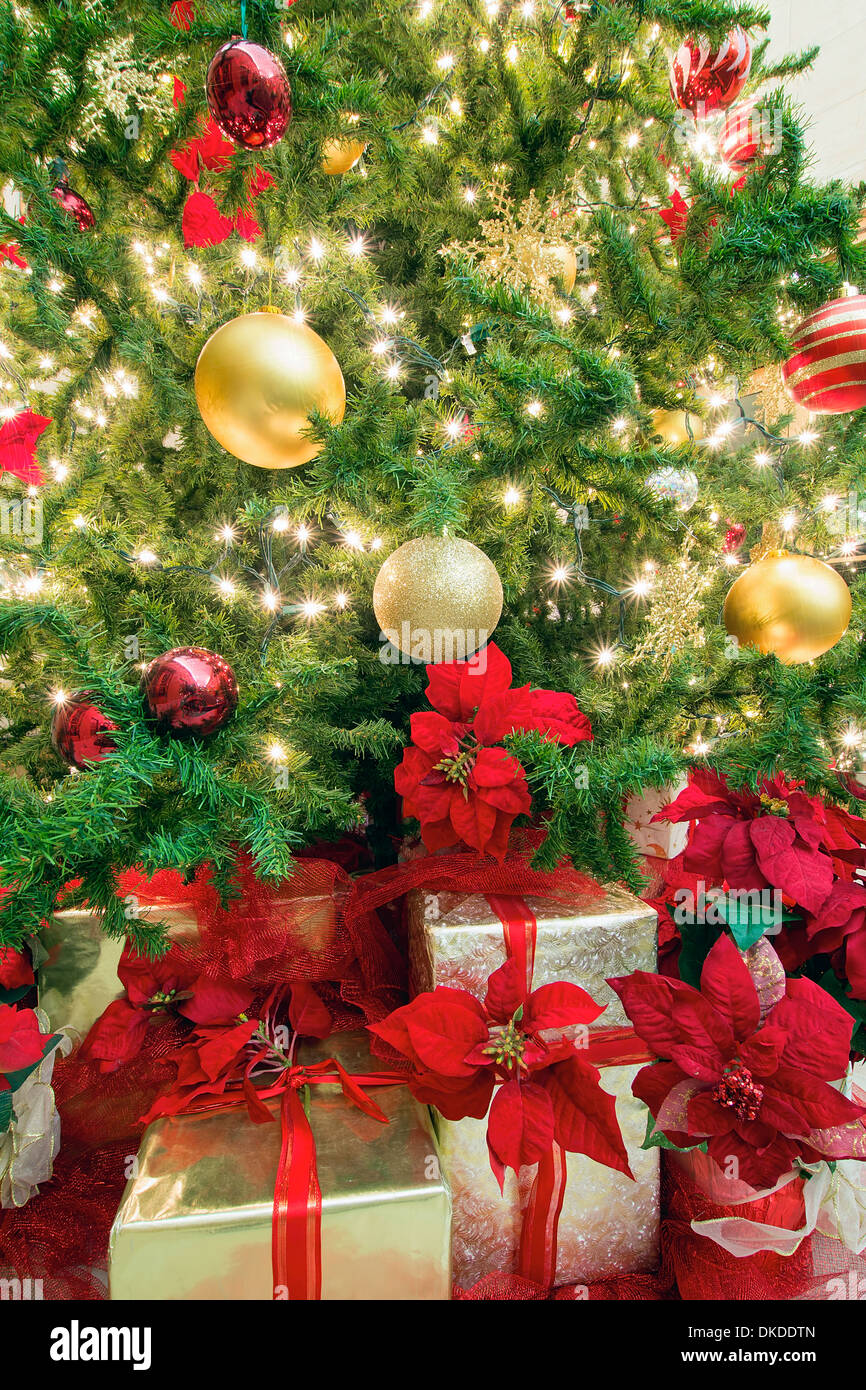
[767,1,866,185]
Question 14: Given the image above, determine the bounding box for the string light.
[503,486,522,507]
[548,561,573,587]
[300,598,327,621]
[266,742,287,762]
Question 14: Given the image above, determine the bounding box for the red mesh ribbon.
[117,852,406,1026]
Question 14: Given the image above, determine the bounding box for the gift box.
[37,903,199,1043]
[108,1032,452,1300]
[407,881,659,1287]
[408,880,657,1027]
[624,778,689,896]
[39,881,342,1044]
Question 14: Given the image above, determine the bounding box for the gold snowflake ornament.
[443,174,583,308]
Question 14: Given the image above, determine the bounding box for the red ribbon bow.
[183,1052,406,1300]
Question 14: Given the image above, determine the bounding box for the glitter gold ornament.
[320,136,366,175]
[746,364,811,437]
[723,552,851,664]
[443,175,582,309]
[194,311,346,470]
[545,244,577,293]
[649,408,705,446]
[373,536,502,661]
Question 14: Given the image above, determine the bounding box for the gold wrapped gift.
[39,886,340,1045]
[408,881,660,1287]
[408,881,657,1026]
[108,1033,452,1300]
[37,904,200,1044]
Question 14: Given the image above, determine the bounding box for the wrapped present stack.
[108,1032,452,1300]
[406,874,660,1288]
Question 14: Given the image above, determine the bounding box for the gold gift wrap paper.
[38,909,126,1043]
[39,890,338,1044]
[408,882,657,1026]
[436,1065,658,1288]
[408,882,660,1286]
[109,1034,452,1300]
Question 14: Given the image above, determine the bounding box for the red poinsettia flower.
[394,644,592,860]
[0,946,34,991]
[80,943,254,1072]
[141,980,332,1124]
[369,956,630,1187]
[653,768,866,915]
[0,241,27,270]
[0,410,51,487]
[0,1003,54,1074]
[657,189,719,244]
[609,934,866,1188]
[777,879,866,999]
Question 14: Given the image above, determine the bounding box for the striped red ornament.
[781,294,866,415]
[720,102,762,170]
[669,28,752,116]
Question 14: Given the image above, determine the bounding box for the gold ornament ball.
[723,551,851,664]
[650,408,705,446]
[194,311,346,470]
[320,136,366,175]
[373,536,503,660]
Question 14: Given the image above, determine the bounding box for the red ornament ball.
[781,294,866,415]
[206,38,291,150]
[51,693,117,768]
[669,28,752,115]
[723,522,746,552]
[50,181,95,231]
[719,102,769,172]
[141,646,238,737]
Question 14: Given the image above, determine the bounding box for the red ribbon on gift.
[481,892,654,1287]
[181,1052,407,1300]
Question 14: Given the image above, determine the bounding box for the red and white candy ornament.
[670,28,752,116]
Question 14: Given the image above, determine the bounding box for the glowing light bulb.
[503,486,522,507]
[137,549,158,566]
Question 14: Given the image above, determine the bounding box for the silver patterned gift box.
[407,880,660,1287]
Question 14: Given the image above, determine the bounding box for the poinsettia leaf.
[286,981,332,1040]
[750,816,834,915]
[816,968,866,1057]
[714,897,776,951]
[676,919,724,990]
[3,1033,61,1092]
[0,1086,11,1134]
[540,1053,632,1177]
[698,932,760,1037]
[484,957,525,1023]
[0,984,33,1006]
[526,980,605,1030]
[486,1078,555,1179]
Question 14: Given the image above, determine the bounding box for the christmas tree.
[0,0,863,966]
